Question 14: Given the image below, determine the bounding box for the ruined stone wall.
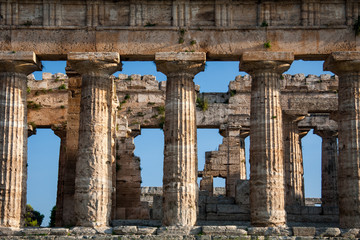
[25,72,340,227]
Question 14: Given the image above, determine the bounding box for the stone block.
[341,228,360,238]
[49,228,70,235]
[112,226,137,235]
[207,196,235,204]
[22,227,51,236]
[202,225,247,236]
[292,227,316,236]
[0,228,22,236]
[70,227,97,235]
[206,204,217,213]
[316,227,341,237]
[157,226,200,235]
[217,204,249,214]
[94,227,113,234]
[136,226,157,235]
[247,227,289,236]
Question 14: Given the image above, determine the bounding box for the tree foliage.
[49,206,56,227]
[24,204,44,227]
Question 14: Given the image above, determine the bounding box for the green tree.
[24,204,44,227]
[49,206,56,227]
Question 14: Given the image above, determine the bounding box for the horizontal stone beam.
[0,0,357,60]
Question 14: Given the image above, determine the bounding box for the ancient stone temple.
[0,0,360,238]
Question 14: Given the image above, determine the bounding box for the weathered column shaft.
[283,114,305,207]
[324,51,360,228]
[155,52,205,227]
[240,52,293,227]
[0,52,41,227]
[314,129,338,208]
[68,52,121,227]
[0,73,27,227]
[164,72,197,226]
[60,71,81,227]
[52,128,66,227]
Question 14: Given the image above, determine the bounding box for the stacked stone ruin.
[1,0,360,238]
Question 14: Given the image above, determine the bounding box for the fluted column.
[324,51,360,228]
[68,52,121,227]
[240,52,293,227]
[314,128,338,209]
[283,113,305,208]
[52,126,66,227]
[0,51,41,227]
[155,52,205,227]
[239,130,249,180]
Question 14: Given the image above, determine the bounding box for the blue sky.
[28,60,332,226]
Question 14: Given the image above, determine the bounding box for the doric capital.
[239,51,294,75]
[314,128,338,139]
[67,52,122,76]
[324,52,360,75]
[155,52,206,77]
[299,128,310,139]
[0,51,42,75]
[283,110,307,123]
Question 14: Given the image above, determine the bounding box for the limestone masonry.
[1,0,360,239]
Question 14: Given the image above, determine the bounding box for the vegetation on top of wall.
[196,96,208,111]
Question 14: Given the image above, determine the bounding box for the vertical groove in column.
[163,73,197,227]
[250,71,286,226]
[74,74,112,227]
[284,116,304,207]
[338,72,360,228]
[0,72,27,227]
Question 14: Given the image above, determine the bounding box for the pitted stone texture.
[155,52,205,227]
[68,52,121,227]
[240,52,294,227]
[0,51,41,228]
[292,227,316,237]
[283,114,305,208]
[202,225,247,236]
[316,227,341,237]
[324,52,360,228]
[157,226,202,235]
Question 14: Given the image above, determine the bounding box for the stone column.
[51,126,66,227]
[155,52,205,227]
[324,51,360,228]
[0,51,41,227]
[240,51,293,227]
[314,128,338,209]
[239,130,249,180]
[68,52,121,227]
[60,68,81,227]
[283,113,305,208]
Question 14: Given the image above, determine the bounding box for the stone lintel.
[240,52,294,74]
[324,52,360,75]
[155,52,206,76]
[67,52,122,75]
[0,51,41,74]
